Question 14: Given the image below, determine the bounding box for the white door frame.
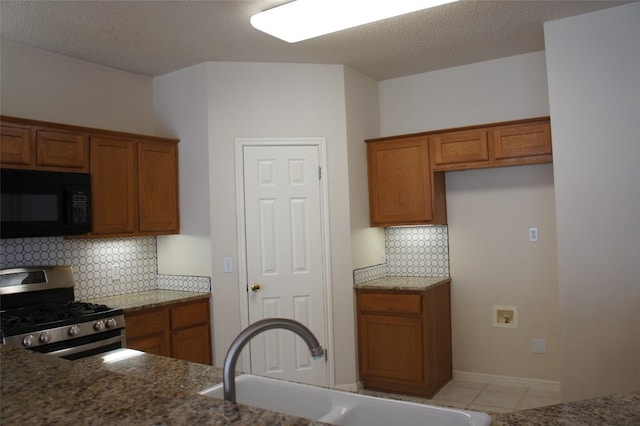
[234,137,334,387]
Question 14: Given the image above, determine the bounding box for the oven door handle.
[45,335,124,358]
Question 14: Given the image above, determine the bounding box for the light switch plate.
[223,257,233,273]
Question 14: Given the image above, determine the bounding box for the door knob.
[251,283,261,292]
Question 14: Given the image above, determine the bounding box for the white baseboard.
[453,370,561,393]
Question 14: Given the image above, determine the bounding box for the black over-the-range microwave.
[0,168,92,238]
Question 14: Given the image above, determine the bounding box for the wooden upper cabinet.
[1,119,89,172]
[431,118,552,171]
[90,136,138,235]
[0,121,33,167]
[492,120,552,163]
[431,129,489,167]
[36,129,89,172]
[138,141,179,234]
[90,137,180,238]
[1,115,180,238]
[366,136,446,227]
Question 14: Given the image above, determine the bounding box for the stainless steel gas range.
[0,266,126,359]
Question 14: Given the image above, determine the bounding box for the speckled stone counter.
[84,289,210,312]
[491,391,640,425]
[354,276,450,291]
[0,345,324,425]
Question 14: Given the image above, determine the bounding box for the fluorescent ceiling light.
[251,0,459,43]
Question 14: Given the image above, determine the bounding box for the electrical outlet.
[529,227,539,242]
[108,264,120,281]
[532,338,548,354]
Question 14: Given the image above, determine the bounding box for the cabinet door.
[90,136,137,235]
[137,141,179,234]
[367,136,434,226]
[171,324,212,365]
[492,121,552,160]
[127,334,171,357]
[36,129,89,172]
[1,122,33,168]
[431,130,489,169]
[358,314,424,383]
[170,299,211,364]
[125,308,171,357]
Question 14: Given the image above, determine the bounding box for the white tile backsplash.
[353,225,450,283]
[385,225,449,276]
[0,236,210,299]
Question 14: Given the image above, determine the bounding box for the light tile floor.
[362,379,561,414]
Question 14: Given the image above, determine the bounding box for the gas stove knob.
[68,325,80,337]
[39,332,51,344]
[105,318,117,329]
[93,320,106,331]
[22,334,34,347]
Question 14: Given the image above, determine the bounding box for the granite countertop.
[84,289,210,312]
[491,391,640,425]
[2,345,639,425]
[0,345,323,425]
[354,276,450,291]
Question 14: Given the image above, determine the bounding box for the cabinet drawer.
[36,130,89,171]
[125,308,170,339]
[492,122,551,159]
[431,130,489,166]
[171,300,209,329]
[359,292,422,315]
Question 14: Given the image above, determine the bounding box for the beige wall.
[0,40,153,134]
[344,66,385,270]
[154,64,213,278]
[154,62,359,386]
[447,164,558,380]
[379,52,559,382]
[544,2,640,401]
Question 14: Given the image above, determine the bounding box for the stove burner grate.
[0,302,112,330]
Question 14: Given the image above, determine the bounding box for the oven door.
[30,328,125,360]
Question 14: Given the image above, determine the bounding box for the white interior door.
[242,143,328,386]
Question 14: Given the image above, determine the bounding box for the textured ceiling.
[0,0,629,81]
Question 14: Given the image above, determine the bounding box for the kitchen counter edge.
[354,275,450,291]
[84,289,210,313]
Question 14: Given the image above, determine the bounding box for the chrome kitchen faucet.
[222,318,324,403]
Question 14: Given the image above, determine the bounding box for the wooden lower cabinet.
[125,307,171,357]
[125,298,212,365]
[356,282,452,398]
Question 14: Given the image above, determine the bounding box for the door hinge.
[318,166,322,180]
[324,348,328,361]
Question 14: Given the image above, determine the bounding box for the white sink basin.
[199,374,492,426]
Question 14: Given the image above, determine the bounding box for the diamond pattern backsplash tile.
[353,225,450,284]
[386,225,449,276]
[0,236,210,300]
[353,263,388,285]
